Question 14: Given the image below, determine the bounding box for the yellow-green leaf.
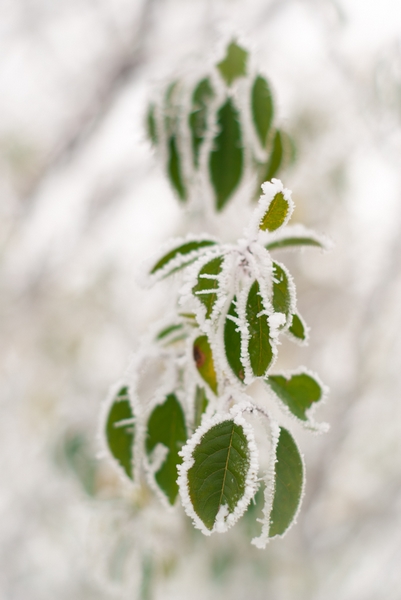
[216,41,248,86]
[259,192,290,232]
[193,335,218,394]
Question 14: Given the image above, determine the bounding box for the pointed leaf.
[146,103,158,145]
[209,98,243,211]
[288,313,307,342]
[106,386,135,480]
[224,297,245,382]
[259,192,291,232]
[167,135,187,201]
[189,78,214,168]
[246,281,274,377]
[150,239,217,276]
[146,394,187,504]
[193,386,209,429]
[217,41,248,86]
[192,255,223,319]
[193,335,218,394]
[186,419,253,531]
[272,261,292,326]
[267,372,322,421]
[269,427,303,537]
[252,75,274,146]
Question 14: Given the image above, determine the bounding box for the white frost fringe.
[177,406,259,536]
[245,178,294,241]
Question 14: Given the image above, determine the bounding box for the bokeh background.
[2,0,401,598]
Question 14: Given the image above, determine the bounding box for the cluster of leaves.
[102,179,329,547]
[146,40,294,211]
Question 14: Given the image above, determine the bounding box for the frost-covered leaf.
[266,236,325,251]
[252,75,273,146]
[258,129,284,187]
[216,41,248,86]
[146,394,187,504]
[156,323,184,340]
[192,255,223,319]
[267,372,322,421]
[224,297,245,382]
[259,191,291,232]
[181,416,257,533]
[189,78,214,168]
[193,386,209,429]
[269,427,304,537]
[272,262,292,326]
[193,335,218,395]
[246,281,274,377]
[167,135,187,201]
[106,386,135,480]
[146,103,158,145]
[288,313,307,343]
[149,238,217,277]
[209,98,243,211]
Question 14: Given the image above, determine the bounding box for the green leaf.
[216,41,248,86]
[266,372,322,421]
[246,281,274,377]
[63,432,97,496]
[167,135,187,201]
[150,239,217,276]
[259,192,290,232]
[193,386,209,429]
[209,98,243,211]
[269,427,303,537]
[187,419,251,530]
[224,298,245,382]
[164,80,179,134]
[156,323,184,340]
[146,394,187,504]
[266,236,324,251]
[192,255,223,319]
[257,129,284,190]
[272,261,292,325]
[189,78,214,168]
[106,386,135,480]
[146,103,158,145]
[193,335,218,394]
[252,75,274,146]
[288,313,307,342]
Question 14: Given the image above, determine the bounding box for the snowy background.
[2,0,401,598]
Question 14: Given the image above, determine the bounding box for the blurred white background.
[2,0,401,598]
